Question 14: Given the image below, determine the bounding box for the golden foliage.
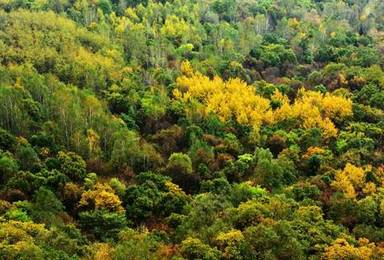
[331,163,373,199]
[0,220,50,258]
[216,230,244,259]
[174,61,270,129]
[216,229,244,246]
[63,182,83,198]
[303,146,326,160]
[161,15,190,40]
[165,180,187,195]
[174,62,352,138]
[271,88,352,138]
[79,183,125,213]
[323,238,384,260]
[93,243,114,260]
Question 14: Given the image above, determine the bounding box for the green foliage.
[15,144,41,172]
[57,151,86,181]
[124,172,188,224]
[0,128,16,151]
[79,210,127,241]
[0,151,18,181]
[243,221,305,259]
[4,207,31,222]
[109,178,126,197]
[114,228,167,260]
[254,148,297,190]
[111,128,163,172]
[1,0,384,258]
[0,10,123,92]
[180,237,222,260]
[165,153,197,193]
[31,187,64,225]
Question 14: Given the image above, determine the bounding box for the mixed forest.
[1,0,384,259]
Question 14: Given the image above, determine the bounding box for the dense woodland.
[1,0,384,259]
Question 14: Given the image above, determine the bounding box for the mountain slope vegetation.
[1,0,384,259]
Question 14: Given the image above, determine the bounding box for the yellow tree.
[79,183,125,213]
[0,220,49,259]
[270,88,352,138]
[174,62,352,139]
[323,238,384,259]
[331,163,375,199]
[174,61,270,131]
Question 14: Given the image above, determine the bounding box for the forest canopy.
[1,0,384,259]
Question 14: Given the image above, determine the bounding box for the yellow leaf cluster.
[165,180,186,195]
[375,167,384,187]
[75,47,120,80]
[216,229,244,245]
[79,183,125,213]
[0,220,50,258]
[93,243,114,260]
[331,163,374,199]
[271,89,352,138]
[160,15,192,42]
[303,146,326,160]
[0,220,48,242]
[288,18,300,28]
[215,229,244,259]
[174,61,270,129]
[174,63,352,138]
[323,238,384,260]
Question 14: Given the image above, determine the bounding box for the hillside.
[1,0,384,259]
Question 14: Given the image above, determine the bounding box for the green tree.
[165,153,197,193]
[180,237,222,260]
[57,151,87,181]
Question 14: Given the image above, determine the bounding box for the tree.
[57,151,87,181]
[215,229,244,259]
[123,172,189,223]
[323,238,384,259]
[15,144,41,172]
[0,128,16,151]
[231,199,271,229]
[111,128,163,173]
[0,85,31,135]
[174,61,270,131]
[0,10,123,92]
[253,148,297,190]
[180,237,222,260]
[331,163,374,200]
[0,220,81,259]
[243,221,305,259]
[78,210,127,241]
[114,229,162,260]
[165,153,197,193]
[356,196,378,225]
[270,88,353,139]
[31,187,65,225]
[79,183,125,213]
[0,221,47,259]
[78,183,126,240]
[0,151,18,182]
